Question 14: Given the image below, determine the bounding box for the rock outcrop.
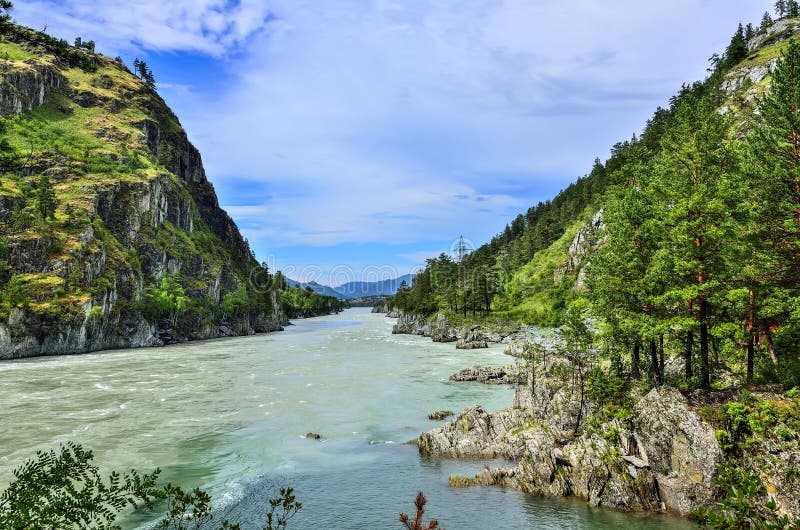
[415,339,767,517]
[455,326,488,349]
[420,384,724,516]
[747,18,800,53]
[720,18,800,102]
[449,365,523,385]
[553,210,604,289]
[418,405,529,459]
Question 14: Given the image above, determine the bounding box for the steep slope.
[0,24,286,358]
[396,16,800,330]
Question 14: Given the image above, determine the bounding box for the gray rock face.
[630,387,723,515]
[449,365,523,385]
[553,210,604,289]
[721,19,800,99]
[0,64,64,115]
[392,313,429,335]
[418,405,528,459]
[455,327,488,349]
[430,313,457,342]
[0,34,288,358]
[722,58,778,95]
[418,360,727,515]
[747,18,800,53]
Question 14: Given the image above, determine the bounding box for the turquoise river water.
[0,308,693,529]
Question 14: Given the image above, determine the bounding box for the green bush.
[0,442,303,530]
[726,402,750,436]
[715,429,734,452]
[695,464,795,529]
[141,275,190,326]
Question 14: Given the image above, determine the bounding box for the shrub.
[715,429,734,452]
[726,402,750,436]
[0,442,160,529]
[0,442,302,530]
[695,464,794,529]
[141,275,190,327]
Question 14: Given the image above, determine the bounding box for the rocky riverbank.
[400,311,800,521]
[391,311,557,348]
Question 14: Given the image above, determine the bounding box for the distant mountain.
[286,274,414,300]
[335,274,415,298]
[285,279,346,299]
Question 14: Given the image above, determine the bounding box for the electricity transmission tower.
[456,235,469,264]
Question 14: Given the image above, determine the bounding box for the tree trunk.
[685,330,694,379]
[659,334,665,377]
[747,288,755,382]
[632,342,641,379]
[650,340,662,386]
[764,324,778,365]
[699,296,710,389]
[712,336,720,369]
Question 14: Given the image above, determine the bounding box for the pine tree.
[776,0,787,17]
[650,92,745,389]
[588,143,663,381]
[35,175,58,220]
[744,40,800,369]
[745,23,756,43]
[761,11,774,32]
[725,23,748,69]
[750,40,800,286]
[133,58,156,89]
[0,1,12,24]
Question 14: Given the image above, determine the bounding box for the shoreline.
[0,308,349,362]
[398,311,799,522]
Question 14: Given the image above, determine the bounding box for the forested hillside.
[394,10,800,390]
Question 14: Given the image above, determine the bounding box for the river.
[0,308,692,529]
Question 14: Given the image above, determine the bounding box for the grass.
[0,25,244,320]
[0,38,34,61]
[492,212,592,326]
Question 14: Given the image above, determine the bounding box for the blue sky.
[15,0,773,284]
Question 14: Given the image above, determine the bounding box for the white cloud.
[11,0,775,266]
[13,0,272,55]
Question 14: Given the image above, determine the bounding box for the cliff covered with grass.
[0,23,288,357]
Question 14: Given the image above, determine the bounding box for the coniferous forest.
[393,11,800,392]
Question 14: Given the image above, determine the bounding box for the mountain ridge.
[0,23,288,357]
[287,273,414,299]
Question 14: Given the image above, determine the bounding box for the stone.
[415,352,731,517]
[417,405,528,459]
[305,433,322,440]
[449,365,523,385]
[553,210,605,288]
[428,410,454,421]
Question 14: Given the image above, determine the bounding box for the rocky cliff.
[0,24,287,358]
[418,349,800,519]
